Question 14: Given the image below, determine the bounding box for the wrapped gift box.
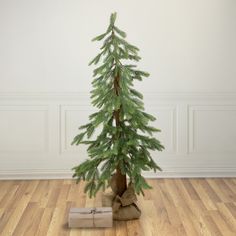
[68,207,113,228]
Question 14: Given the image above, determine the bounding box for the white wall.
[0,0,236,178]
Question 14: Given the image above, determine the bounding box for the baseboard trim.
[0,168,235,180]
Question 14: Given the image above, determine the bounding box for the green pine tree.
[72,12,164,198]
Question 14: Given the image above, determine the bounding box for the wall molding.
[59,105,94,153]
[0,92,236,179]
[147,105,177,154]
[188,105,236,154]
[0,105,50,153]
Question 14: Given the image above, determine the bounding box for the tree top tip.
[110,12,117,25]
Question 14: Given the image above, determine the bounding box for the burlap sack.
[102,178,141,221]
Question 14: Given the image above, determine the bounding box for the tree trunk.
[115,165,127,196]
[114,73,127,196]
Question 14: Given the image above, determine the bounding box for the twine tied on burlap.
[102,175,141,221]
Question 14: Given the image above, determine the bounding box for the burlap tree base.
[102,175,141,221]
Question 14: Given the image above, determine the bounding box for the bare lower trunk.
[114,73,127,196]
[115,166,127,196]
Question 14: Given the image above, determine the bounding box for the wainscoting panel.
[188,105,236,154]
[0,105,49,153]
[60,105,94,154]
[146,105,177,154]
[0,92,235,179]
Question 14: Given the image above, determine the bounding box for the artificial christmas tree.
[72,12,164,219]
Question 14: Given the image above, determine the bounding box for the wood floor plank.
[115,221,128,236]
[214,179,236,202]
[203,215,223,236]
[0,181,15,202]
[223,178,236,195]
[67,181,78,202]
[190,179,218,210]
[46,203,72,236]
[158,184,184,233]
[0,184,19,209]
[56,184,71,206]
[199,179,221,203]
[207,179,232,203]
[172,179,207,232]
[35,207,54,236]
[75,181,87,207]
[174,179,209,234]
[136,198,152,236]
[148,182,172,235]
[30,180,49,202]
[0,178,235,236]
[225,202,236,218]
[209,210,235,236]
[216,202,236,232]
[0,208,4,219]
[57,202,73,236]
[104,226,116,236]
[181,179,201,200]
[39,187,52,208]
[0,180,39,236]
[0,182,22,221]
[164,180,197,235]
[46,187,61,208]
[12,202,44,236]
[126,219,144,236]
[202,214,223,236]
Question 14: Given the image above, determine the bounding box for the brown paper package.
[68,207,113,228]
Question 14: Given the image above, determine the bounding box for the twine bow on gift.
[79,207,111,227]
[78,208,97,227]
[90,208,97,227]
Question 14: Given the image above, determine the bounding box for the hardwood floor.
[0,178,235,236]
